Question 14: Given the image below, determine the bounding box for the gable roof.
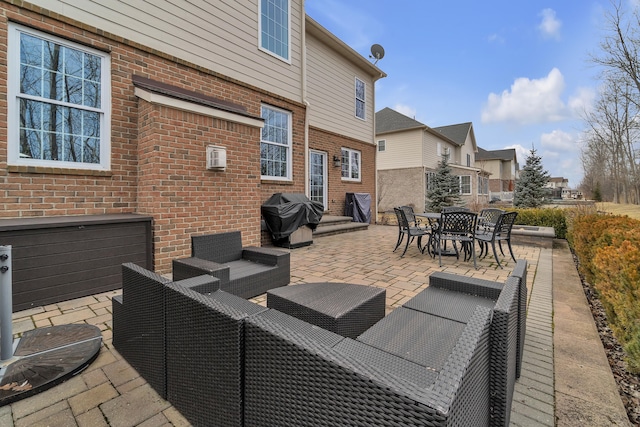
[476,147,517,162]
[433,122,473,147]
[375,107,427,134]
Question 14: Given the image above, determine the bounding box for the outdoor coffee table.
[266,282,386,339]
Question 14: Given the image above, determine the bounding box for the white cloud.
[481,68,568,124]
[540,130,582,185]
[540,129,578,152]
[394,104,417,119]
[568,87,596,117]
[538,8,562,40]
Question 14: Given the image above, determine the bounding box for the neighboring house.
[546,177,570,199]
[475,147,519,200]
[1,0,385,282]
[376,108,486,213]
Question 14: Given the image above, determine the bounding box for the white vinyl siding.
[306,31,373,141]
[27,0,303,102]
[7,23,111,171]
[376,129,423,170]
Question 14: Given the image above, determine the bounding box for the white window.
[261,104,291,180]
[459,175,472,195]
[377,139,386,152]
[478,176,489,194]
[341,148,361,181]
[355,78,366,120]
[466,153,471,167]
[259,0,290,61]
[8,23,111,170]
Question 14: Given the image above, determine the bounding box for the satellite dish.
[370,44,385,65]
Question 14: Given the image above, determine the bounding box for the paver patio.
[1,224,629,426]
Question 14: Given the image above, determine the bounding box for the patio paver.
[2,224,630,426]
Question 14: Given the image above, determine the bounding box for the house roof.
[375,107,427,134]
[476,147,517,162]
[433,122,473,147]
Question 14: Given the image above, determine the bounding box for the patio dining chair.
[434,211,478,269]
[478,208,505,232]
[476,211,518,269]
[393,207,431,257]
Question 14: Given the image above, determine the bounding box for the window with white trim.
[459,175,472,195]
[341,148,361,181]
[8,23,111,170]
[478,176,489,194]
[355,78,366,120]
[261,104,291,180]
[259,0,290,61]
[377,139,386,152]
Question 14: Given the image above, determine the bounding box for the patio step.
[314,215,369,237]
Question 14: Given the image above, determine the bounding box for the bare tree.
[583,1,640,203]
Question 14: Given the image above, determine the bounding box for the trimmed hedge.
[508,207,568,239]
[568,213,640,373]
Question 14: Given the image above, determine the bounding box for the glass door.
[309,150,327,211]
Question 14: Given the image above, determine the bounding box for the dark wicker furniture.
[172,230,290,298]
[113,260,527,427]
[267,282,386,338]
[409,259,529,427]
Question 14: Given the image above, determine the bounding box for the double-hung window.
[377,139,386,152]
[459,175,472,195]
[341,148,361,181]
[261,105,291,180]
[355,78,366,120]
[259,0,290,61]
[8,23,111,171]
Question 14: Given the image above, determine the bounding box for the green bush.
[508,207,568,239]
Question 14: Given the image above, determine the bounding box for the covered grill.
[261,193,324,248]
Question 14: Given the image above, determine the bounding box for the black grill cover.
[345,192,371,223]
[261,193,324,239]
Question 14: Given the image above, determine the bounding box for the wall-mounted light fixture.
[333,155,341,167]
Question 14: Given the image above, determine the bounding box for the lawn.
[596,202,640,220]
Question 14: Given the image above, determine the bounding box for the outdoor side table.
[267,282,386,339]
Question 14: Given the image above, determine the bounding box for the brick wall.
[0,3,307,274]
[309,127,376,219]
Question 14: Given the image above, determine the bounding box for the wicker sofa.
[112,260,527,427]
[172,231,290,299]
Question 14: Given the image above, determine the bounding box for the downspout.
[301,2,310,198]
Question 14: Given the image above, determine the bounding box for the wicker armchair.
[112,263,218,399]
[172,231,290,298]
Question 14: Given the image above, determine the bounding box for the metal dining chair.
[476,211,518,269]
[393,207,431,257]
[435,211,478,269]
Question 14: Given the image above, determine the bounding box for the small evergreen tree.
[426,157,462,212]
[593,181,603,202]
[513,148,550,208]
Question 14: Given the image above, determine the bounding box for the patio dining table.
[415,212,474,260]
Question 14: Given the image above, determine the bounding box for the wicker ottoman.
[266,282,386,339]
